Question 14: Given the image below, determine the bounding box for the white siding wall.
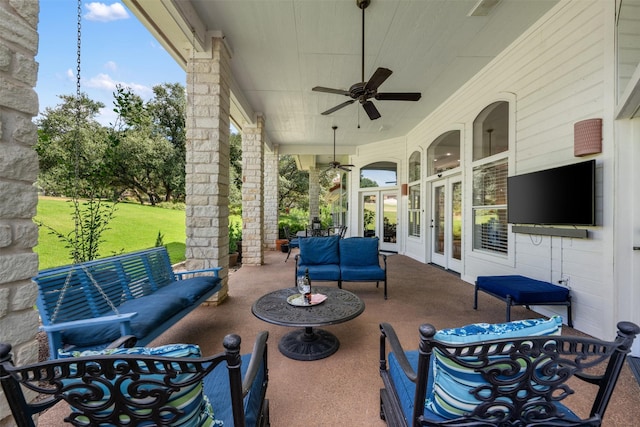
[357,0,620,339]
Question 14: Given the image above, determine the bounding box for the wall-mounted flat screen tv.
[507,159,595,226]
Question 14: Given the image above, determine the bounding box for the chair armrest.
[175,267,222,280]
[242,331,269,395]
[379,253,387,268]
[40,312,138,333]
[380,322,417,383]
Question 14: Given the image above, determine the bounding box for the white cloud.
[104,61,118,72]
[84,2,129,22]
[84,73,153,99]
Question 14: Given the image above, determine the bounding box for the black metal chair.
[1,332,270,427]
[283,225,300,262]
[379,320,640,427]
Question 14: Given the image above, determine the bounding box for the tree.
[147,83,186,201]
[35,93,118,263]
[279,155,309,211]
[36,94,111,197]
[229,133,242,208]
[110,85,180,205]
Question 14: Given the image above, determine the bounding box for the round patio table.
[251,286,365,361]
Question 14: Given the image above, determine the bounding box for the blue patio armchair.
[283,225,300,262]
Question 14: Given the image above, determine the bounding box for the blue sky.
[37,1,185,125]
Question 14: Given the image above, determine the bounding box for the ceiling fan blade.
[375,92,422,101]
[339,166,352,172]
[312,86,350,96]
[321,99,355,115]
[364,67,392,92]
[362,100,381,120]
[342,164,355,168]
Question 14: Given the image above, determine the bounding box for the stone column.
[185,37,231,303]
[264,145,279,249]
[241,115,265,265]
[0,1,41,423]
[309,166,320,222]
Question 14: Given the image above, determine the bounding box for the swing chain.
[50,266,120,323]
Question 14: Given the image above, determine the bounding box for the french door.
[430,176,462,272]
[362,190,398,252]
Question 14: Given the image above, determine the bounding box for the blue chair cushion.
[58,344,223,427]
[388,317,573,423]
[339,237,380,267]
[340,265,384,281]
[61,294,192,347]
[426,316,563,419]
[298,236,340,265]
[154,276,221,304]
[476,275,570,304]
[297,264,341,281]
[204,353,266,426]
[289,238,300,249]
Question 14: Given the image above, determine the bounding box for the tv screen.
[507,160,595,226]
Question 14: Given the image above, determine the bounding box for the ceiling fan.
[326,126,354,172]
[312,0,422,121]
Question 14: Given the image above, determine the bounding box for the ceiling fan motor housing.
[357,0,371,10]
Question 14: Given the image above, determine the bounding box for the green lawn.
[35,197,190,269]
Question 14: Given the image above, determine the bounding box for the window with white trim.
[472,160,508,254]
[472,101,509,255]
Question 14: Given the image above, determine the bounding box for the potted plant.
[229,222,242,267]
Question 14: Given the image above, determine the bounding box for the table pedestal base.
[278,327,339,361]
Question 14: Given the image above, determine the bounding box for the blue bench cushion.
[476,275,569,304]
[204,353,267,426]
[62,293,192,347]
[58,344,223,427]
[298,236,340,265]
[155,276,221,304]
[339,237,380,266]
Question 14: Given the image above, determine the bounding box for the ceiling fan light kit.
[326,126,355,172]
[311,0,421,121]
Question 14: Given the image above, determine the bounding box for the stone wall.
[0,0,41,424]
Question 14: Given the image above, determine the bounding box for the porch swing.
[34,2,223,359]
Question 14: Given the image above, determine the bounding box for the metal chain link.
[76,0,81,99]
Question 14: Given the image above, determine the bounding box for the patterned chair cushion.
[425,316,563,419]
[59,344,223,427]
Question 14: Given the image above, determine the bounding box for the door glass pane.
[451,181,462,260]
[434,186,445,255]
[383,194,397,243]
[408,184,420,237]
[363,195,377,237]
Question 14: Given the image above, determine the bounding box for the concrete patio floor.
[38,250,640,426]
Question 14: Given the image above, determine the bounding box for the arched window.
[408,151,421,182]
[427,130,461,176]
[360,162,397,188]
[471,102,509,255]
[472,101,508,161]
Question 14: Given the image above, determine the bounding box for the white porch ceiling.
[124,0,559,166]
